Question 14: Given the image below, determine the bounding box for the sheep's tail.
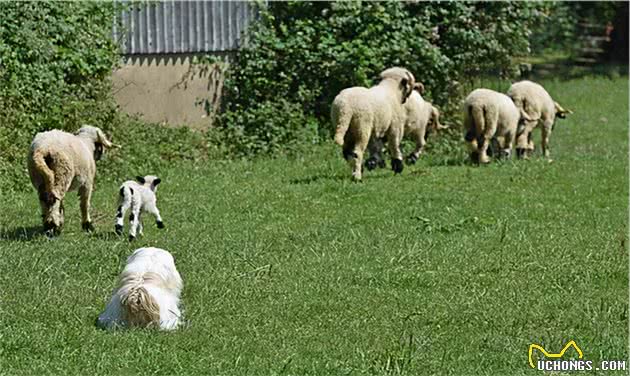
[470,104,486,138]
[121,284,161,328]
[30,149,56,203]
[331,100,353,146]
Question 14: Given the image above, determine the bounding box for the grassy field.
[0,76,627,375]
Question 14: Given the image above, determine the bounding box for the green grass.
[0,76,627,375]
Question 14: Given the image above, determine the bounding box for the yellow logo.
[528,340,584,368]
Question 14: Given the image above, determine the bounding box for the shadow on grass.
[0,225,46,241]
[424,157,470,168]
[529,60,628,81]
[289,171,397,185]
[88,230,126,241]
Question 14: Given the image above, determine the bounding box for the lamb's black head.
[137,175,161,192]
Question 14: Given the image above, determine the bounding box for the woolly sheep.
[331,67,415,180]
[463,88,521,164]
[507,80,572,159]
[27,125,118,234]
[115,175,165,241]
[366,84,445,168]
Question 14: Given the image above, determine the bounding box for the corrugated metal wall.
[113,1,258,55]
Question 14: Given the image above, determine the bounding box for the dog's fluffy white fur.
[97,247,183,330]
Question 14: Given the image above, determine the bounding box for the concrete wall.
[112,55,226,129]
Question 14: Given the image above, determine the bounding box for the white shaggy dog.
[97,247,183,330]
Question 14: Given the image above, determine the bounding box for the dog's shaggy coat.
[97,247,183,330]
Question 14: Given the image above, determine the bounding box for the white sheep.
[463,88,521,164]
[365,84,445,168]
[97,247,183,330]
[507,80,572,159]
[331,67,415,180]
[27,125,119,234]
[115,175,164,241]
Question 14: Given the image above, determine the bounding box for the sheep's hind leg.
[79,185,94,232]
[128,213,138,241]
[145,202,165,229]
[406,130,426,165]
[128,202,142,241]
[349,137,368,181]
[387,132,404,173]
[464,128,479,163]
[115,188,132,235]
[541,119,553,160]
[365,137,385,171]
[498,133,514,160]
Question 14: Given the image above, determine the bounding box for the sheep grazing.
[365,83,446,168]
[97,247,183,330]
[331,67,415,180]
[463,88,521,164]
[507,80,572,159]
[403,86,445,164]
[27,125,119,234]
[115,175,165,241]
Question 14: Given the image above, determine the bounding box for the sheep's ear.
[96,129,120,148]
[136,176,146,184]
[400,78,413,103]
[153,178,161,186]
[555,101,573,119]
[414,82,425,95]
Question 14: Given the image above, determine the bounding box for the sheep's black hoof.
[115,224,123,235]
[365,158,378,171]
[82,222,95,232]
[406,154,418,165]
[392,159,404,174]
[44,223,61,237]
[157,221,165,229]
[499,150,511,159]
[469,151,480,163]
[516,148,526,159]
[378,159,386,168]
[343,149,357,161]
[128,235,136,242]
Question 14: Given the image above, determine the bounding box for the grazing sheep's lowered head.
[28,125,119,235]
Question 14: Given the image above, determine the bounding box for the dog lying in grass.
[97,247,183,330]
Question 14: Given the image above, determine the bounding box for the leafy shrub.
[218,99,318,157]
[0,2,120,189]
[217,1,549,155]
[97,117,208,184]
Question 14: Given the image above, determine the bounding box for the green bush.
[218,99,318,157]
[217,1,548,156]
[0,2,120,189]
